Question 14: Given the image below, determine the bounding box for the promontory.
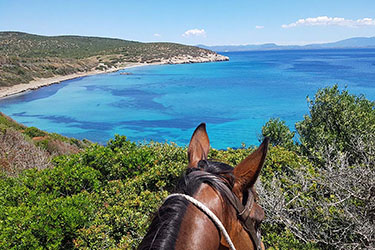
[0,32,229,98]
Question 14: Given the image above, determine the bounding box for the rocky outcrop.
[160,53,229,64]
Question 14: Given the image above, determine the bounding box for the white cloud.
[255,25,264,29]
[282,16,375,28]
[182,29,206,37]
[153,33,161,37]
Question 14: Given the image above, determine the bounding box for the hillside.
[0,112,89,176]
[0,32,228,87]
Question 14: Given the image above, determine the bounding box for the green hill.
[0,32,227,87]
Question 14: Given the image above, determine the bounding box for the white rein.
[166,193,236,250]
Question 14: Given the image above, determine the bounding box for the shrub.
[74,141,187,249]
[0,128,50,176]
[24,126,47,138]
[21,163,102,197]
[0,192,96,250]
[257,146,320,249]
[260,118,296,149]
[296,85,375,165]
[259,143,375,249]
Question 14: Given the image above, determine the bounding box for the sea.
[1,49,375,149]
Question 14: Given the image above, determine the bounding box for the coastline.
[0,62,155,99]
[0,54,229,99]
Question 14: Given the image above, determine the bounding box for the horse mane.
[138,160,235,250]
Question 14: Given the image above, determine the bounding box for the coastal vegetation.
[0,112,89,176]
[0,32,226,87]
[0,85,374,249]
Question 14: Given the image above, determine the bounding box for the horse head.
[139,123,269,250]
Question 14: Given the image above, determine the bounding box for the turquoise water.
[1,49,375,149]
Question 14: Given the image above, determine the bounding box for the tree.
[296,85,375,165]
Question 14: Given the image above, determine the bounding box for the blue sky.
[0,0,374,45]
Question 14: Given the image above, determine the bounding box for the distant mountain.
[305,37,375,49]
[199,37,375,52]
[197,43,283,52]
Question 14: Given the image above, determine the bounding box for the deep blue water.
[1,49,375,149]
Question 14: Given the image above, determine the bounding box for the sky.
[1,0,375,46]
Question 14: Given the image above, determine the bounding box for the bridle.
[165,170,262,250]
[224,186,262,250]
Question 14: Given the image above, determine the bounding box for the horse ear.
[188,123,210,168]
[233,138,269,192]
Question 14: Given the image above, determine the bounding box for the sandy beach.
[0,54,229,99]
[0,62,153,99]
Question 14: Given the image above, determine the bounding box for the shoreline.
[0,54,229,99]
[0,62,158,99]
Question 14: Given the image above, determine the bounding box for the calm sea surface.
[1,49,375,149]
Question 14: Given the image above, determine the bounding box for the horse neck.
[174,183,230,250]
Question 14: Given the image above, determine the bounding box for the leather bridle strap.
[221,187,262,250]
[166,193,237,250]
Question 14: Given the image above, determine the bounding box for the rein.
[165,170,262,250]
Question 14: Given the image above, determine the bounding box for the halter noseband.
[166,170,262,250]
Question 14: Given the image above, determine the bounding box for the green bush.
[262,224,319,250]
[0,192,96,249]
[0,136,189,249]
[296,85,375,165]
[21,163,102,197]
[260,118,296,149]
[0,168,99,249]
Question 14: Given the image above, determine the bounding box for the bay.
[1,49,375,149]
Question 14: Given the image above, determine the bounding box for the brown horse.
[138,123,269,250]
